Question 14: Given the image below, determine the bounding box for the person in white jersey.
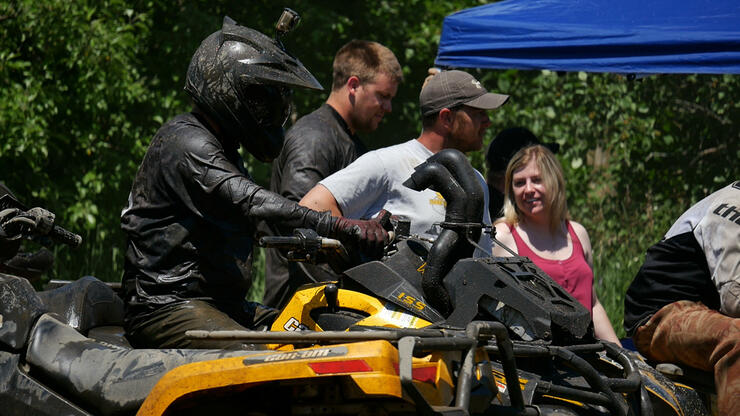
[624,181,740,416]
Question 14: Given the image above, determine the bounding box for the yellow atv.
[0,150,714,415]
[170,149,712,416]
[181,226,705,416]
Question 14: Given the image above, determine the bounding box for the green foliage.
[1,0,159,281]
[0,0,737,337]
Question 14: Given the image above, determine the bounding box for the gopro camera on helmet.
[275,8,300,37]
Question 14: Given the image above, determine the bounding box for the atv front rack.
[188,320,658,416]
[189,321,529,416]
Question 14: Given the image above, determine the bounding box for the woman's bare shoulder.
[569,220,591,243]
[569,220,593,263]
[492,221,517,256]
[493,220,514,238]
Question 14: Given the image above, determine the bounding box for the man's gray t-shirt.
[320,139,493,256]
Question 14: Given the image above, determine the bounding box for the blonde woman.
[492,145,619,343]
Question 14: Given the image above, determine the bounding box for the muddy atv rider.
[120,13,390,350]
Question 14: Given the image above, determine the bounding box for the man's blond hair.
[332,40,403,91]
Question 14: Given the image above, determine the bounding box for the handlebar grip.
[259,236,302,248]
[50,225,82,248]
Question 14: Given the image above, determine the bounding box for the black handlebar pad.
[50,224,83,248]
[258,236,302,249]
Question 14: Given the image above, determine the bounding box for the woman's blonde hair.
[502,145,569,232]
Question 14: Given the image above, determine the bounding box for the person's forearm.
[299,184,343,216]
[592,298,620,344]
[214,175,335,235]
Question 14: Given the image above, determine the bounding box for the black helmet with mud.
[184,16,323,162]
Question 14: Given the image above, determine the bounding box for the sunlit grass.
[593,248,647,339]
[247,248,266,303]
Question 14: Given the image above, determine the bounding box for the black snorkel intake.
[403,149,486,316]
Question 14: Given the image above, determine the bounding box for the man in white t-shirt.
[300,70,509,255]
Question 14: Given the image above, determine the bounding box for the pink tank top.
[510,222,593,312]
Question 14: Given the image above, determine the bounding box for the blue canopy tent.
[435,0,740,74]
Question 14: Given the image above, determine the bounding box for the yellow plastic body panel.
[136,340,454,415]
[269,284,432,351]
[270,282,328,333]
[271,284,432,334]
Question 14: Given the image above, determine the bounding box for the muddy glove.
[0,210,22,261]
[331,210,392,260]
[0,225,21,262]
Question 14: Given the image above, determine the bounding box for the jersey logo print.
[429,192,446,207]
[712,202,740,225]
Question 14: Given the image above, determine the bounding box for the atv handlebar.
[259,229,395,253]
[0,194,82,249]
[259,234,342,250]
[49,223,83,248]
[259,227,397,271]
[259,228,346,264]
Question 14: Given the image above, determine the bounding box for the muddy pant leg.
[242,300,280,330]
[127,300,266,350]
[633,300,740,416]
[712,321,740,416]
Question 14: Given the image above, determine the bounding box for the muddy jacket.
[121,112,334,319]
[263,104,365,307]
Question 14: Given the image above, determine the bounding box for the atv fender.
[25,314,266,416]
[0,273,46,350]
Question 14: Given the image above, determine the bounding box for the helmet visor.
[242,85,293,128]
